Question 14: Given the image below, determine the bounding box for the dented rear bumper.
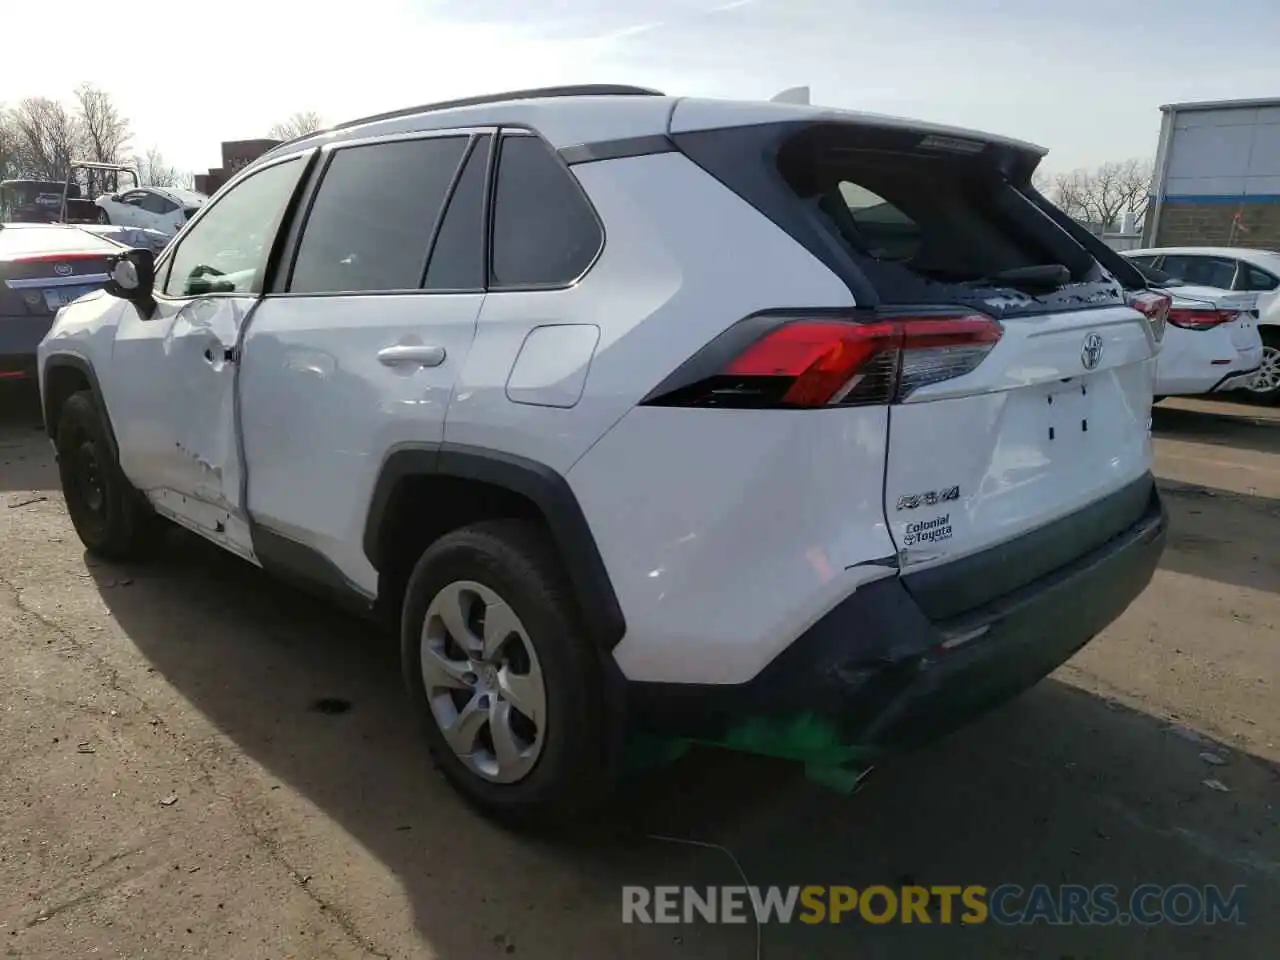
[627,476,1166,758]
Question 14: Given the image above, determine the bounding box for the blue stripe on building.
[1162,194,1280,205]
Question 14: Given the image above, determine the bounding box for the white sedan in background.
[93,186,206,236]
[1126,246,1280,403]
[1125,258,1263,401]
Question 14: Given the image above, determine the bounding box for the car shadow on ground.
[0,383,52,494]
[1153,401,1280,458]
[1157,479,1280,596]
[86,529,1280,960]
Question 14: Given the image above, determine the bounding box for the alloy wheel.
[1243,344,1280,397]
[420,580,547,784]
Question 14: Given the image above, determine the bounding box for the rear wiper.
[961,264,1072,290]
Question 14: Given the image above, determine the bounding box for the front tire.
[400,519,616,828]
[96,207,111,225]
[55,391,160,561]
[1240,331,1280,405]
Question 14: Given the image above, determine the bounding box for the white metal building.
[1145,97,1280,249]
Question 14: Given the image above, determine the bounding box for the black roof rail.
[265,84,665,156]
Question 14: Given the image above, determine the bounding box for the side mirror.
[104,248,157,317]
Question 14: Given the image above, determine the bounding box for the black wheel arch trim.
[363,442,627,651]
[41,354,118,460]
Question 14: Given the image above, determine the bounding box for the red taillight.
[1167,307,1240,331]
[1125,290,1171,344]
[9,252,109,264]
[724,320,897,406]
[646,312,1002,409]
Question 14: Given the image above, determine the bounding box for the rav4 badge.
[896,485,960,511]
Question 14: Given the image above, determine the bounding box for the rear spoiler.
[770,86,811,105]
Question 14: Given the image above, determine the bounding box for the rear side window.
[289,136,468,294]
[1160,255,1237,289]
[489,134,602,288]
[424,135,489,291]
[1243,266,1279,292]
[140,192,178,215]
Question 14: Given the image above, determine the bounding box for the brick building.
[193,138,281,196]
[1145,97,1280,249]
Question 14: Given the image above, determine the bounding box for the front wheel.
[95,207,110,224]
[55,391,160,561]
[400,519,617,828]
[1239,331,1280,405]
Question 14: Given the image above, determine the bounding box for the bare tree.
[72,82,130,165]
[1045,158,1154,230]
[6,97,81,181]
[1052,168,1091,222]
[0,109,19,181]
[134,146,193,188]
[268,111,326,141]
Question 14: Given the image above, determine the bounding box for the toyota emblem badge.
[1081,332,1104,371]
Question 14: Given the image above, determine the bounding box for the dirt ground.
[0,382,1276,960]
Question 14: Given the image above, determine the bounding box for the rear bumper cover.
[1210,365,1262,393]
[628,475,1166,754]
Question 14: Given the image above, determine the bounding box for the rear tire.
[400,519,617,828]
[1240,330,1280,405]
[55,390,160,561]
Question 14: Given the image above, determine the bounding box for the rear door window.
[289,136,468,294]
[1159,255,1238,289]
[489,134,602,289]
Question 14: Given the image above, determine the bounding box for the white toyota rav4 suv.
[37,85,1168,826]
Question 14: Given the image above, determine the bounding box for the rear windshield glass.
[776,125,1111,308]
[0,226,119,256]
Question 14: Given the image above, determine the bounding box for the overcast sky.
[4,0,1278,177]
